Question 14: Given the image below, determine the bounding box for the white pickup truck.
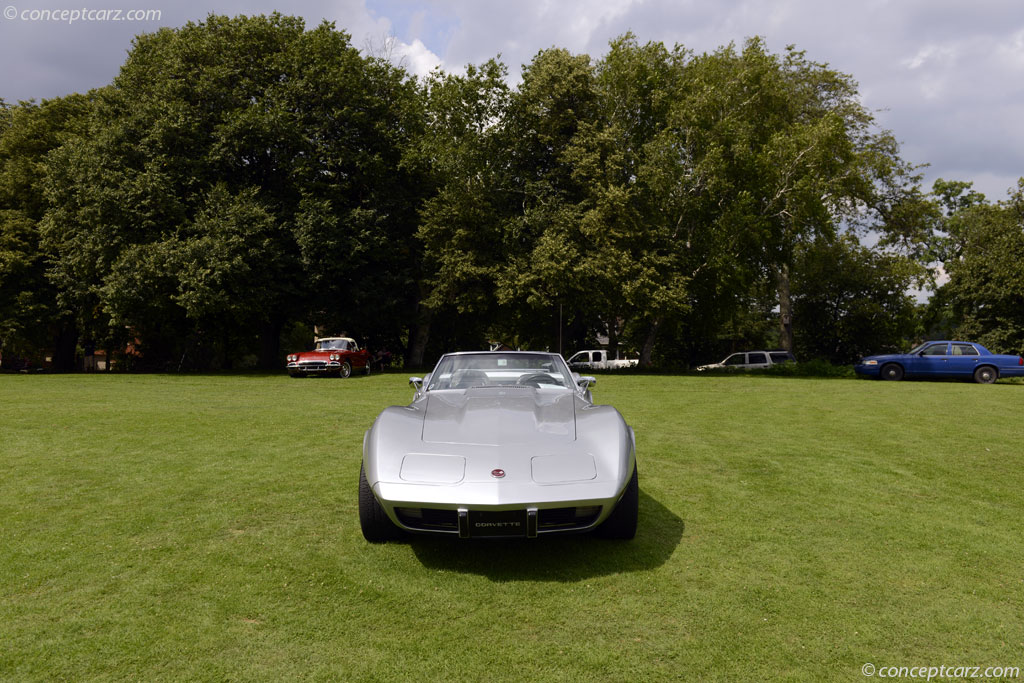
[566,349,639,371]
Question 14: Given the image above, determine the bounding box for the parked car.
[696,350,795,371]
[855,341,1024,383]
[359,351,638,541]
[565,349,639,371]
[286,337,371,378]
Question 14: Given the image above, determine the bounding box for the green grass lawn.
[2,372,1022,681]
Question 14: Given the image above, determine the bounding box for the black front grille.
[396,506,601,534]
[538,506,601,530]
[396,507,458,531]
[299,361,327,369]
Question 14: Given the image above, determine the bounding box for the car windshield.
[906,342,930,355]
[316,339,350,351]
[427,353,573,390]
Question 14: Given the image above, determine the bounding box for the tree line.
[1,14,1021,371]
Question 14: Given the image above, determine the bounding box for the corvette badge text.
[3,6,161,23]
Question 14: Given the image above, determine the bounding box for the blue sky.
[2,0,1023,201]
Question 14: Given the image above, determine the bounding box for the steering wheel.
[516,373,558,388]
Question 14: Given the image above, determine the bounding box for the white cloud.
[996,28,1024,70]
[395,37,443,77]
[903,43,959,70]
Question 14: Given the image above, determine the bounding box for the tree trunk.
[638,317,661,368]
[776,264,794,352]
[406,304,432,369]
[607,315,619,359]
[53,320,78,372]
[258,320,283,370]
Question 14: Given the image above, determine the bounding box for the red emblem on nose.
[491,469,506,478]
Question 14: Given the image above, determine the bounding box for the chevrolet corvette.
[359,351,638,541]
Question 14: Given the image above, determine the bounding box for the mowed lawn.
[1,372,1022,681]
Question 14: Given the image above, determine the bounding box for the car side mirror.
[577,375,596,390]
[411,373,431,394]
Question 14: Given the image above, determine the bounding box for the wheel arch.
[975,364,999,383]
[880,361,905,380]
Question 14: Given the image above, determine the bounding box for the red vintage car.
[286,337,371,378]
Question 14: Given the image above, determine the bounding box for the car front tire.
[596,464,638,540]
[359,464,403,542]
[881,363,904,381]
[339,361,352,379]
[974,366,997,384]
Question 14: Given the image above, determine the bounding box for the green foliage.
[792,234,921,363]
[413,60,510,316]
[2,24,992,369]
[0,95,93,359]
[39,14,421,368]
[939,179,1024,354]
[761,357,857,377]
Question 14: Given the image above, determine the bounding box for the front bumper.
[854,362,880,378]
[373,479,625,538]
[393,505,603,538]
[287,361,344,374]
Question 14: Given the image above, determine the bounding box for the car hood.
[421,387,576,446]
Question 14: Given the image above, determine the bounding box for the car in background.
[855,341,1024,383]
[566,349,639,371]
[359,351,638,542]
[696,350,795,371]
[286,337,371,378]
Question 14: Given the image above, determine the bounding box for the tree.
[491,37,708,363]
[41,14,420,369]
[791,234,919,364]
[0,95,93,369]
[491,47,603,350]
[409,59,510,363]
[688,40,907,353]
[939,179,1024,353]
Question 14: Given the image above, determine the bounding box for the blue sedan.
[855,341,1024,383]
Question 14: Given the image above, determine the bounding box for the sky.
[1,0,1023,201]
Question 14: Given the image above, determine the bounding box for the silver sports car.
[359,351,638,541]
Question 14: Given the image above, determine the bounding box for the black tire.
[359,464,403,542]
[339,361,352,379]
[974,366,997,384]
[364,360,372,376]
[596,464,638,539]
[881,363,904,381]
